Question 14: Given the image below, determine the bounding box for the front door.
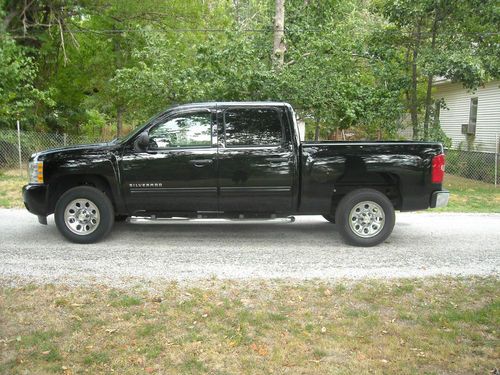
[120,109,218,214]
[217,106,295,214]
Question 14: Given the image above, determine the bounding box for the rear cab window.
[223,107,284,147]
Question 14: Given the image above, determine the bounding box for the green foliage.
[0,34,52,127]
[0,0,497,140]
[370,0,498,140]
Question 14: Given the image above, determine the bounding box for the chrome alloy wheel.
[63,198,100,235]
[348,201,385,238]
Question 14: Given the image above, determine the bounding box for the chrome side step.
[128,216,296,224]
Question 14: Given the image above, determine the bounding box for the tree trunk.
[314,120,320,141]
[409,23,422,140]
[116,106,123,138]
[423,15,439,141]
[272,0,286,68]
[113,28,125,138]
[233,0,240,26]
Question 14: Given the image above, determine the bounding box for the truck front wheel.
[335,189,395,247]
[54,186,114,244]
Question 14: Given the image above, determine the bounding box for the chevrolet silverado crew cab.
[23,102,449,246]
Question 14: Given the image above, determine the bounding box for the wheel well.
[329,173,402,214]
[48,174,114,214]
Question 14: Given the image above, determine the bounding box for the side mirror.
[134,132,150,151]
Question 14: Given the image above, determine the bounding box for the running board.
[128,216,296,224]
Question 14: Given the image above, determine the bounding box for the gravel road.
[0,209,499,286]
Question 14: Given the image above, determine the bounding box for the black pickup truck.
[23,102,449,246]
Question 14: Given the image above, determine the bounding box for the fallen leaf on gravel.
[324,289,332,296]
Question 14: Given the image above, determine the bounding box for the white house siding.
[435,80,500,153]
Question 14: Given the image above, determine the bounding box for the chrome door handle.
[190,159,213,167]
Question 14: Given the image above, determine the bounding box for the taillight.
[431,154,445,184]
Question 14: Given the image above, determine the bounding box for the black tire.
[335,188,395,247]
[54,186,114,244]
[322,214,335,224]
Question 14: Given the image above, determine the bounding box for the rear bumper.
[430,190,450,208]
[22,184,49,216]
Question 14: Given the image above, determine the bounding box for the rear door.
[217,105,295,213]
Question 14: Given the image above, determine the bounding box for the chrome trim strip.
[130,187,217,194]
[220,186,292,192]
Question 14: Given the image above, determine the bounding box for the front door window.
[149,112,212,149]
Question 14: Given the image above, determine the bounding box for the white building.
[434,79,500,153]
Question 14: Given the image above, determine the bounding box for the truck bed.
[299,141,444,213]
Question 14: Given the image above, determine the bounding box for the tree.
[373,0,499,140]
[272,0,286,68]
[0,32,52,127]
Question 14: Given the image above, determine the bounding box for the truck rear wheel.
[54,186,114,244]
[335,189,395,247]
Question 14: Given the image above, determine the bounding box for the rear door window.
[224,108,283,147]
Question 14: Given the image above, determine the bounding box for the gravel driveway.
[0,209,499,286]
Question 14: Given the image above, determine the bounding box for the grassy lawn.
[0,277,498,374]
[0,170,25,208]
[438,174,500,213]
[1,169,498,212]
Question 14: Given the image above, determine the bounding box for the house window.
[468,97,478,134]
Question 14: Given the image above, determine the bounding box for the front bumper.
[22,184,49,216]
[430,190,450,208]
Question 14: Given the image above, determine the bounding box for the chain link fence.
[0,129,108,173]
[1,129,499,186]
[445,148,499,186]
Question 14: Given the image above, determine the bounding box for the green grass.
[0,277,498,374]
[108,290,143,307]
[83,352,110,365]
[1,169,498,212]
[0,170,25,208]
[436,174,500,213]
